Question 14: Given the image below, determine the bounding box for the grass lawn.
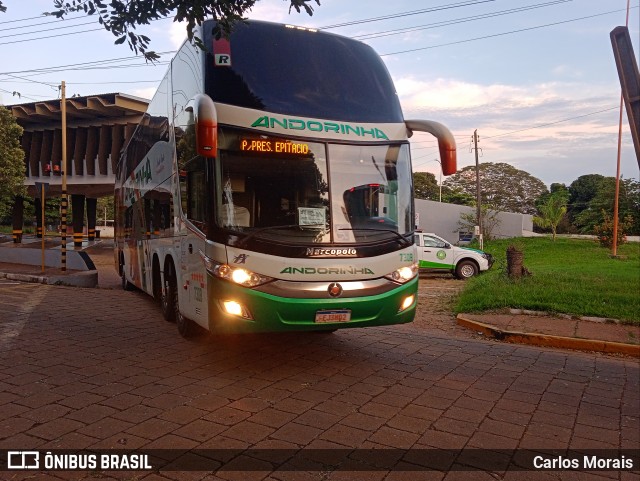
[455,237,640,324]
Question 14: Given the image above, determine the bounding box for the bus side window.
[181,157,208,232]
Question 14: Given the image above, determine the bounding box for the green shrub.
[593,210,633,248]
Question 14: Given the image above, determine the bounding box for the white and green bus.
[115,20,457,337]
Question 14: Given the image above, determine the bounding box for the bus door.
[178,156,209,324]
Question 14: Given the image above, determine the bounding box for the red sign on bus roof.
[213,38,231,67]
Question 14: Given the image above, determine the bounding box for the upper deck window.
[204,21,404,123]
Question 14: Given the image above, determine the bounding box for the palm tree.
[533,192,568,241]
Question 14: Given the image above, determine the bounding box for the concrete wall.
[0,247,95,271]
[415,199,533,244]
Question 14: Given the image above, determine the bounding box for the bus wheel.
[120,258,134,291]
[161,262,177,323]
[152,257,162,304]
[176,308,197,339]
[455,260,479,279]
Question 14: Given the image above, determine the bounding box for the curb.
[456,314,640,357]
[0,271,98,288]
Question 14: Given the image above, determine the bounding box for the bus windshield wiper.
[235,224,325,248]
[339,227,413,247]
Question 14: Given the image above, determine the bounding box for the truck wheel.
[455,260,479,279]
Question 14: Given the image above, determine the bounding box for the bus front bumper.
[206,276,418,333]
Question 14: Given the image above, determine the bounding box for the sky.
[0,0,638,187]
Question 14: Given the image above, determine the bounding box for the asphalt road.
[0,280,638,480]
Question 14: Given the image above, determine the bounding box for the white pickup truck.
[414,232,494,279]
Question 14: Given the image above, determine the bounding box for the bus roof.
[203,20,404,124]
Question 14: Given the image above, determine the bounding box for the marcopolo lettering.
[306,248,357,257]
[251,116,390,140]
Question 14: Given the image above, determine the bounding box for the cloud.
[247,2,292,23]
[169,20,189,49]
[401,76,635,184]
[551,64,584,79]
[128,87,157,100]
[395,77,580,113]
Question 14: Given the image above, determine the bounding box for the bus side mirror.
[190,94,218,158]
[405,120,457,175]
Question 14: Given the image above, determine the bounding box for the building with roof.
[6,92,148,244]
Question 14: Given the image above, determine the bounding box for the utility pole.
[610,0,634,258]
[60,81,68,272]
[472,130,483,249]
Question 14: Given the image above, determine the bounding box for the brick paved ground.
[0,281,638,481]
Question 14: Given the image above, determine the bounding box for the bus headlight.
[221,300,253,320]
[399,294,415,312]
[385,263,418,284]
[203,256,274,287]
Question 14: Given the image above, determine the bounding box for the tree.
[413,172,439,201]
[533,191,568,241]
[441,188,475,206]
[0,107,26,219]
[534,183,573,235]
[593,211,633,248]
[573,177,640,235]
[456,205,502,240]
[442,162,548,215]
[97,196,115,223]
[0,1,321,61]
[567,174,608,225]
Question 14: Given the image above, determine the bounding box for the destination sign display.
[239,138,310,155]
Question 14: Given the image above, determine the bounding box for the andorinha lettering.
[251,116,390,140]
[280,266,374,275]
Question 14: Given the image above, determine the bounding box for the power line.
[0,17,94,34]
[410,106,622,169]
[381,7,637,56]
[3,73,58,87]
[0,27,104,46]
[0,9,170,45]
[0,2,613,78]
[0,20,97,39]
[0,87,40,101]
[0,51,176,76]
[68,80,161,85]
[354,0,570,41]
[320,0,497,29]
[0,0,560,53]
[0,14,84,25]
[0,78,161,85]
[483,107,620,140]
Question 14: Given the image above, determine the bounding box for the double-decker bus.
[115,20,456,337]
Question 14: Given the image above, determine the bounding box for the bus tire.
[152,256,162,304]
[120,256,134,291]
[176,308,198,339]
[161,260,177,323]
[455,260,479,279]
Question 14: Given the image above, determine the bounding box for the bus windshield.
[217,129,412,245]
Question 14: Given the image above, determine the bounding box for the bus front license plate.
[315,309,351,323]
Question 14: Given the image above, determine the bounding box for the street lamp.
[429,159,443,202]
